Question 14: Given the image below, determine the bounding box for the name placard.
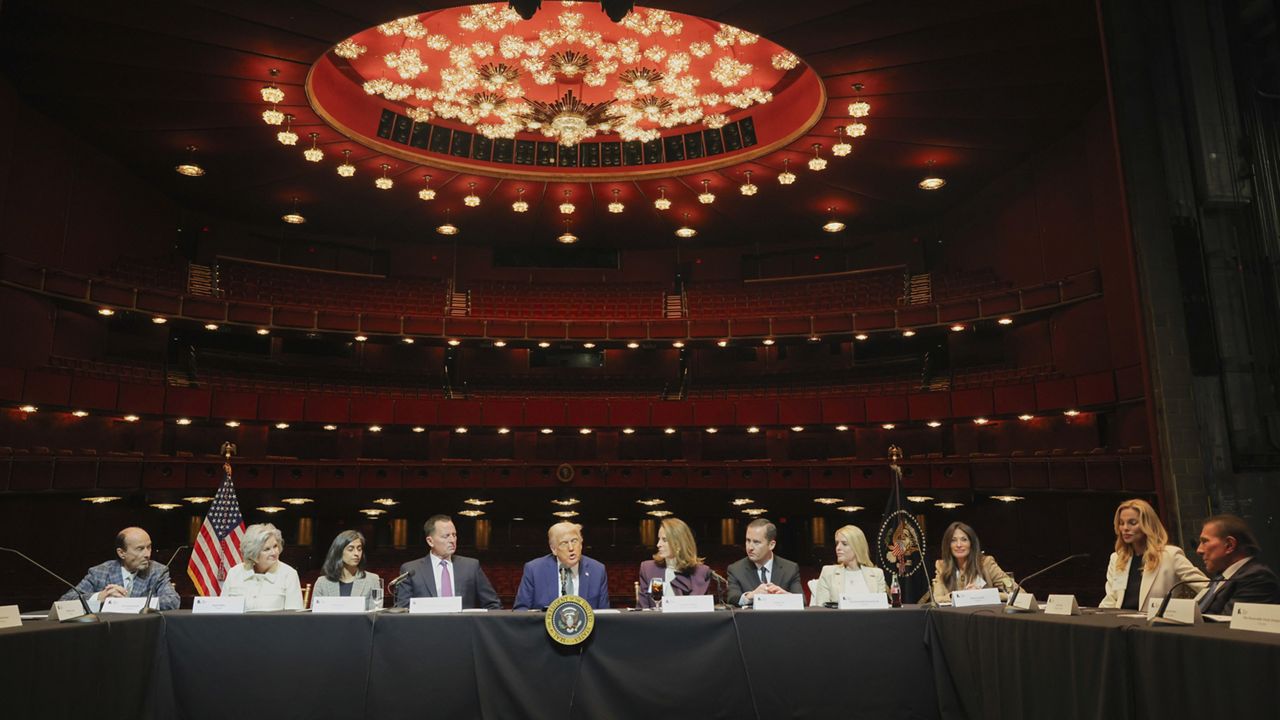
[193,596,245,614]
[0,605,21,629]
[1150,597,1201,625]
[1007,592,1039,612]
[752,593,804,611]
[1230,602,1280,635]
[101,597,159,614]
[662,595,715,613]
[839,593,890,610]
[410,596,463,614]
[50,600,88,622]
[1045,594,1082,616]
[311,596,367,614]
[951,588,1002,607]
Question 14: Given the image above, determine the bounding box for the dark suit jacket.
[513,554,610,610]
[726,554,802,606]
[637,560,713,609]
[1201,557,1280,615]
[62,559,181,611]
[393,554,500,609]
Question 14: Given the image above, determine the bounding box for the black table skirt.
[1128,622,1280,720]
[0,613,163,720]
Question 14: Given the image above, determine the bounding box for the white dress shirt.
[558,563,580,597]
[739,557,776,606]
[431,554,455,597]
[220,561,304,611]
[88,566,137,612]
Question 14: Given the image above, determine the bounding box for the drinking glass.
[368,586,384,611]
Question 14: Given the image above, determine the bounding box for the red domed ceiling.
[0,0,1107,250]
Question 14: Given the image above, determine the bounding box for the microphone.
[141,545,188,614]
[388,568,414,588]
[0,546,97,621]
[1005,553,1089,611]
[917,552,939,608]
[1152,576,1232,621]
[708,568,730,609]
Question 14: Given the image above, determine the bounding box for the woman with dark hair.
[637,518,713,608]
[313,530,383,600]
[929,521,1013,604]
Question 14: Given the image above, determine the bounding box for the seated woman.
[930,521,1013,604]
[313,529,382,601]
[638,518,713,608]
[1099,498,1207,610]
[220,523,304,611]
[811,524,886,606]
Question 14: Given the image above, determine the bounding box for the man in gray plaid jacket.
[61,527,181,611]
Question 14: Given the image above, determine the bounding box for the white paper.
[193,596,246,614]
[100,597,159,614]
[1229,602,1280,634]
[838,593,890,610]
[752,593,804,611]
[410,596,463,614]
[1044,594,1081,616]
[951,588,1002,607]
[662,595,715,613]
[594,608,622,614]
[0,605,21,629]
[311,596,367,614]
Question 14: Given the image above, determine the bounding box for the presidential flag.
[875,446,930,603]
[187,463,245,596]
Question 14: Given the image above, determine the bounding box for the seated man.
[514,522,609,610]
[395,514,500,609]
[62,526,180,611]
[726,518,803,606]
[1196,514,1280,615]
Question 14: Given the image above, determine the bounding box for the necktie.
[759,566,768,585]
[123,575,133,595]
[560,566,573,596]
[439,560,452,597]
[1198,575,1223,612]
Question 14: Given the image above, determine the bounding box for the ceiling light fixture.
[675,212,696,238]
[512,186,528,212]
[822,206,845,233]
[98,308,115,316]
[72,410,89,418]
[337,149,355,177]
[465,181,481,206]
[175,145,205,177]
[281,196,305,224]
[697,179,715,204]
[739,169,757,196]
[832,126,852,157]
[654,186,671,210]
[808,143,827,171]
[276,114,298,145]
[260,69,285,103]
[303,132,323,162]
[123,414,140,422]
[855,333,869,341]
[418,174,436,200]
[375,163,393,190]
[997,317,1013,325]
[558,189,575,214]
[437,209,458,235]
[557,218,578,244]
[152,316,168,324]
[204,323,219,331]
[918,159,946,190]
[777,158,796,185]
[608,188,624,213]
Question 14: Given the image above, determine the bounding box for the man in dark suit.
[394,514,500,609]
[726,518,803,606]
[1196,514,1280,615]
[513,522,609,610]
[62,526,180,611]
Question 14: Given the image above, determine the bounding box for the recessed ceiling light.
[82,496,122,504]
[402,337,414,344]
[275,422,289,430]
[71,410,89,418]
[455,427,468,434]
[368,425,382,432]
[463,498,493,506]
[992,495,1025,503]
[257,506,286,514]
[183,496,213,504]
[354,335,368,342]
[493,340,507,347]
[1018,414,1034,421]
[882,423,895,430]
[935,502,964,509]
[448,339,461,346]
[835,425,849,431]
[552,510,580,518]
[98,307,115,316]
[225,420,240,428]
[705,427,718,433]
[175,418,192,426]
[907,495,934,503]
[323,424,338,431]
[256,328,270,335]
[664,427,676,434]
[626,342,639,349]
[813,498,842,505]
[541,428,553,434]
[551,498,580,506]
[973,417,989,425]
[497,427,511,434]
[950,324,965,332]
[902,330,916,338]
[281,498,314,505]
[636,498,665,506]
[647,509,674,517]
[412,426,425,433]
[855,333,869,341]
[458,509,486,517]
[19,404,37,413]
[579,428,592,434]
[837,505,865,512]
[123,414,140,422]
[997,317,1013,325]
[747,426,760,434]
[762,338,775,346]
[538,341,551,348]
[717,340,728,347]
[151,316,168,324]
[373,498,399,506]
[622,427,635,434]
[1064,409,1081,417]
[790,425,804,432]
[204,323,219,331]
[927,420,942,428]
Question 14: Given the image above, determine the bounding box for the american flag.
[187,464,245,596]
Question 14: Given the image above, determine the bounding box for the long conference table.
[2,604,1277,720]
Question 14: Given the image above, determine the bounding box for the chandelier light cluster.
[340,3,788,147]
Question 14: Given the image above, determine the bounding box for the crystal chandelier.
[512,187,528,212]
[557,219,578,244]
[261,68,285,103]
[848,101,871,118]
[777,158,796,185]
[739,169,757,195]
[281,196,305,224]
[262,107,284,125]
[174,145,205,177]
[607,188,624,213]
[303,133,323,162]
[918,160,946,190]
[559,190,575,214]
[337,149,355,177]
[822,207,845,233]
[675,212,697,238]
[436,209,458,235]
[654,186,671,210]
[832,126,852,157]
[464,182,480,206]
[808,143,826,171]
[418,175,436,200]
[698,179,715,204]
[276,114,298,145]
[375,163,393,190]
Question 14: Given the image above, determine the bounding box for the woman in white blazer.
[1098,498,1207,610]
[811,525,886,605]
[220,523,304,612]
[313,530,383,602]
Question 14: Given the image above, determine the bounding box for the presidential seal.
[877,509,926,581]
[545,594,594,646]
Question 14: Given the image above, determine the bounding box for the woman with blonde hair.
[637,517,713,608]
[811,524,887,606]
[1099,498,1206,610]
[220,523,304,611]
[930,521,1013,604]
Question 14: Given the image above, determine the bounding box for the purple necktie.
[439,560,452,597]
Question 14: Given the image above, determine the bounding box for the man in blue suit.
[514,522,609,610]
[62,527,180,611]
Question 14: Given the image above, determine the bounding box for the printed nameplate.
[1154,598,1201,625]
[1044,594,1081,616]
[101,597,158,614]
[50,600,88,622]
[753,593,804,611]
[951,588,1002,607]
[839,593,890,610]
[1008,592,1039,612]
[1230,602,1280,635]
[410,596,463,614]
[0,605,21,629]
[662,595,715,613]
[311,596,367,614]
[192,596,245,614]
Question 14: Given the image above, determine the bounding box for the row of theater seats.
[221,261,449,314]
[687,364,1060,399]
[931,267,1012,301]
[466,280,667,320]
[684,271,905,318]
[0,446,1148,459]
